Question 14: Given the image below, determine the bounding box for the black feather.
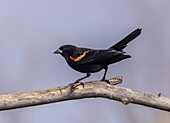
[109,28,142,51]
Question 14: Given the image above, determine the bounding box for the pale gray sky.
[0,0,170,123]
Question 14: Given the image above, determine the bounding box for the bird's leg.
[75,73,91,83]
[101,66,110,84]
[101,66,108,80]
[69,73,91,90]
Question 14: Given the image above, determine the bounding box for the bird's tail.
[109,28,142,51]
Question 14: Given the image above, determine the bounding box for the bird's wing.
[70,48,123,65]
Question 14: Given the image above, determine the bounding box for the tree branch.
[0,76,170,112]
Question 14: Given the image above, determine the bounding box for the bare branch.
[0,76,170,112]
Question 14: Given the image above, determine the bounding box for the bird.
[54,28,141,87]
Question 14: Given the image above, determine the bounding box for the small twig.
[107,76,122,85]
[158,93,161,97]
[0,76,170,112]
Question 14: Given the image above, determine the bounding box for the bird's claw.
[68,81,84,92]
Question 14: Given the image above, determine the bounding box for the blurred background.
[0,0,170,123]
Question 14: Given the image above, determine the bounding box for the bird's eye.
[59,47,64,51]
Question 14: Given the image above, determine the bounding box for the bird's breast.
[67,62,103,73]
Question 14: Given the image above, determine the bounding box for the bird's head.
[54,45,76,58]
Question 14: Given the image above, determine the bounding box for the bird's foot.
[68,81,84,92]
[101,79,110,84]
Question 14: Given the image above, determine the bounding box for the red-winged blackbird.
[54,28,141,85]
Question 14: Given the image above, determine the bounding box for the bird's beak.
[54,49,62,54]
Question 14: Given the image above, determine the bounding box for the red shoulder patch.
[70,56,76,60]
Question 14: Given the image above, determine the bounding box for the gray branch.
[0,76,170,112]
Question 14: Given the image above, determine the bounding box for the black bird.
[54,28,141,85]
